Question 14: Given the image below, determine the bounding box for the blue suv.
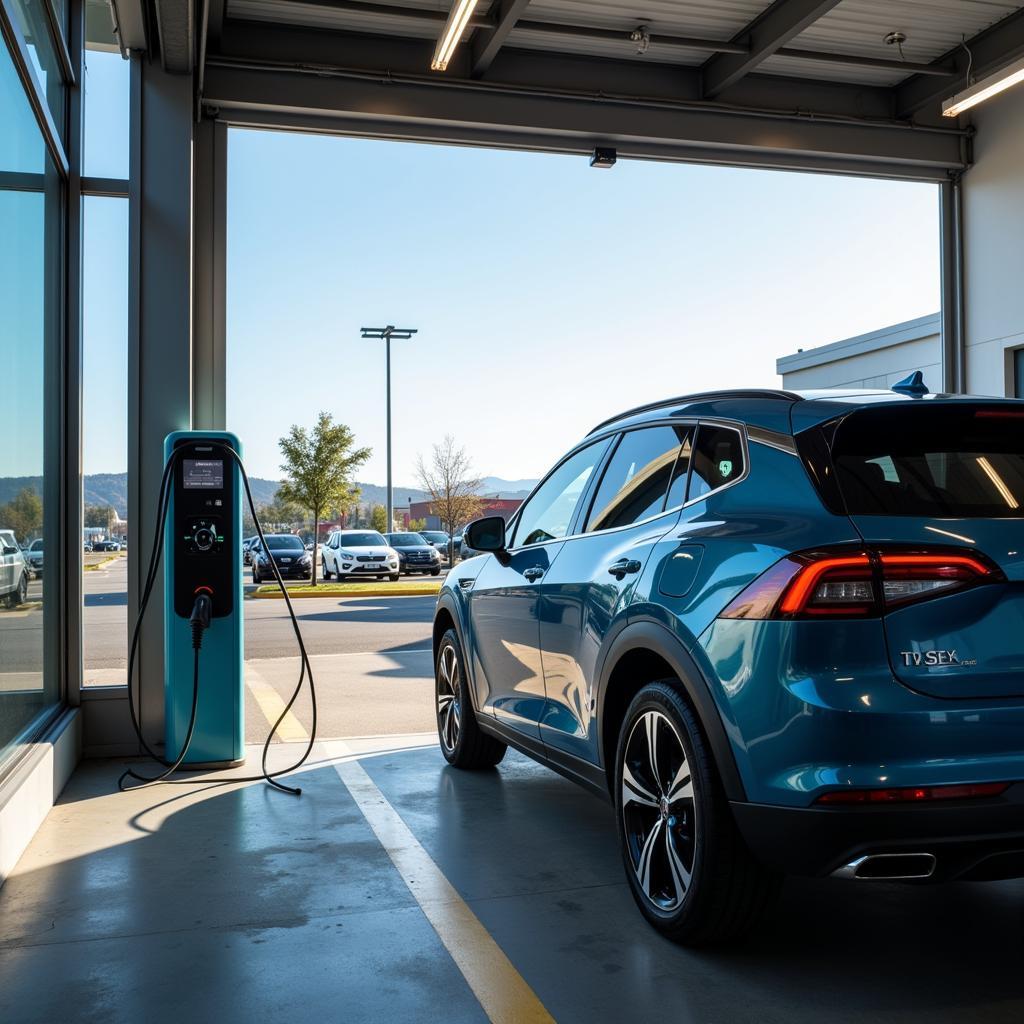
[432,386,1024,944]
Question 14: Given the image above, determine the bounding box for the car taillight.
[719,546,1002,620]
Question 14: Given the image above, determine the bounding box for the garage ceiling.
[117,0,1024,179]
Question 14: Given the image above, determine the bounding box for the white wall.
[963,83,1024,397]
[777,314,941,391]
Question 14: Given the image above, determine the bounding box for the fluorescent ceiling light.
[942,53,1024,117]
[431,0,479,72]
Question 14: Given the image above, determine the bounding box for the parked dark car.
[251,534,312,583]
[385,532,443,576]
[420,531,451,554]
[433,384,1024,946]
[92,539,121,552]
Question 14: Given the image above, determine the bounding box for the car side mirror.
[3,546,18,556]
[465,516,507,554]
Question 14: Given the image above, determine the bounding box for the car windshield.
[31,540,42,550]
[422,532,447,541]
[340,533,386,547]
[266,535,305,551]
[832,404,1024,518]
[388,533,426,547]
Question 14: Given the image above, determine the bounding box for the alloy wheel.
[621,709,698,911]
[436,643,462,753]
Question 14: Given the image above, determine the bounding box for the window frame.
[686,420,750,505]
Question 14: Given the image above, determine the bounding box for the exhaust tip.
[833,852,937,881]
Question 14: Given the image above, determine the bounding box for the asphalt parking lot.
[80,554,437,741]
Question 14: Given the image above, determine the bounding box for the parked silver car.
[25,538,43,578]
[0,529,30,608]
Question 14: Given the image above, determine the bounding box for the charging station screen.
[183,459,224,490]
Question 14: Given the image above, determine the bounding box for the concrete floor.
[3,734,1024,1024]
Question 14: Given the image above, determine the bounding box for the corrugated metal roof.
[515,0,768,40]
[505,26,708,65]
[505,0,767,65]
[227,0,494,40]
[225,0,1024,88]
[765,0,1022,84]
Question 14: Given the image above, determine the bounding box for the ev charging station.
[120,429,312,793]
[163,431,244,767]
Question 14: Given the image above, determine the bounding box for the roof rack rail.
[587,389,802,435]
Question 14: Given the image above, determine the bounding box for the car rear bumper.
[732,784,1024,881]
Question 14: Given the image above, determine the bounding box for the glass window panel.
[512,440,609,548]
[0,38,62,765]
[585,425,693,532]
[82,195,129,686]
[689,426,745,501]
[7,0,66,139]
[84,4,129,179]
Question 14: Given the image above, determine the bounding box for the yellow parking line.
[333,747,555,1024]
[244,668,308,741]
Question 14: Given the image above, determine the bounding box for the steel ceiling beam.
[212,20,904,120]
[202,57,966,180]
[701,0,842,99]
[153,0,193,72]
[895,6,1024,119]
[472,0,532,77]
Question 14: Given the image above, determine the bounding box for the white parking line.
[327,739,555,1024]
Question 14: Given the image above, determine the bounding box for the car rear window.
[832,405,1024,517]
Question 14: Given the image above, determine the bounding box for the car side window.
[585,425,694,532]
[688,425,745,501]
[512,439,609,548]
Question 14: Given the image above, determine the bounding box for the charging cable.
[119,442,317,795]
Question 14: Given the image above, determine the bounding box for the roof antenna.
[891,370,929,397]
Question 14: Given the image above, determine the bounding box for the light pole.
[360,325,418,531]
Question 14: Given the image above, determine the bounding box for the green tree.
[277,412,370,585]
[408,517,427,532]
[2,488,43,540]
[83,503,117,530]
[258,494,301,532]
[370,504,388,534]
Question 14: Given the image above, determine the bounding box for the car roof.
[587,387,1024,437]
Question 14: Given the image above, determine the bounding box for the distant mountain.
[0,472,536,518]
[478,476,538,498]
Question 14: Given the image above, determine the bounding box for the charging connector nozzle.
[190,592,213,649]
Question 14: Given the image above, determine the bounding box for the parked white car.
[0,529,29,608]
[321,530,400,582]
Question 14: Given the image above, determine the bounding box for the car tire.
[389,573,400,582]
[322,560,333,581]
[431,567,441,576]
[615,680,780,946]
[252,567,260,585]
[435,628,506,769]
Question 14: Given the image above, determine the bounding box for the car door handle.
[524,566,546,582]
[608,558,642,579]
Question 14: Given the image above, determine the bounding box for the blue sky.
[78,54,940,487]
[226,129,939,484]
